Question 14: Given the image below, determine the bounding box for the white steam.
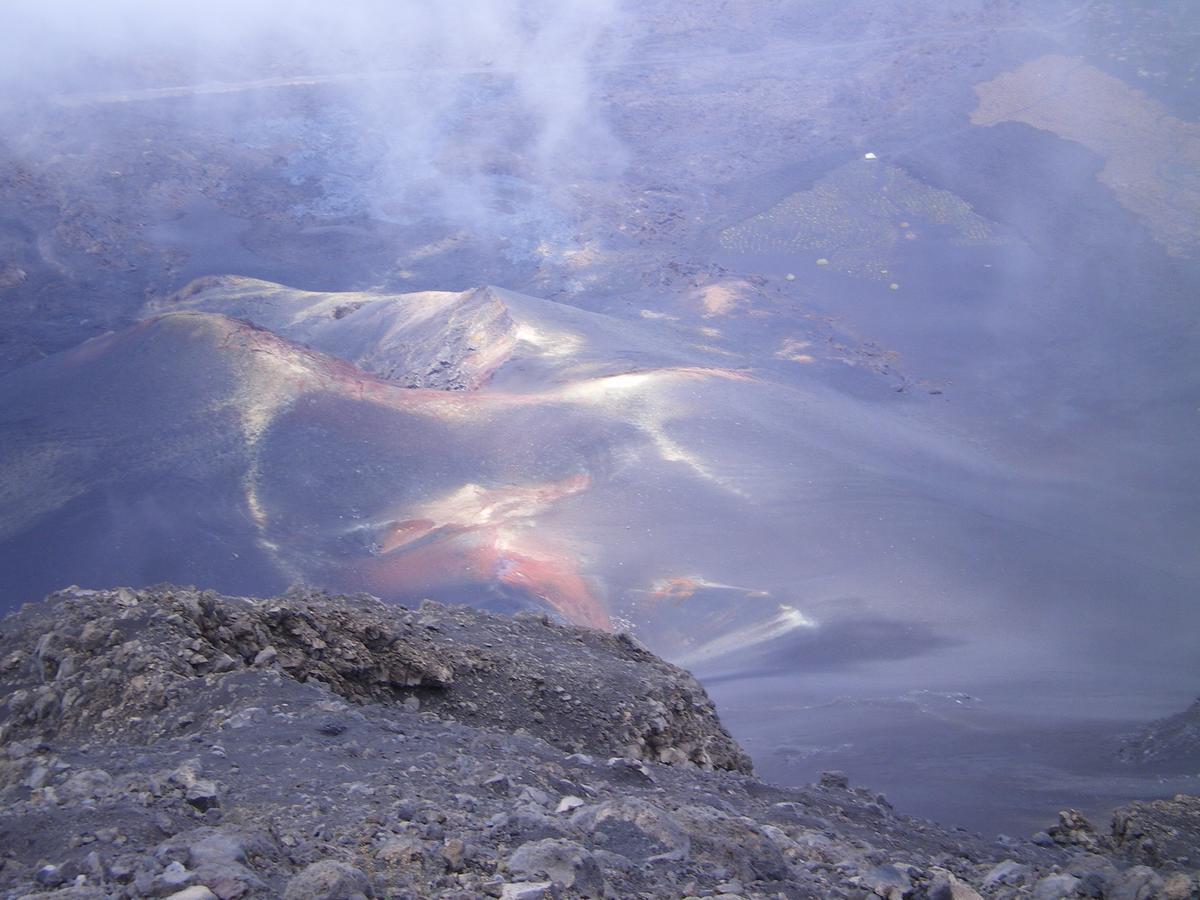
[0,0,627,241]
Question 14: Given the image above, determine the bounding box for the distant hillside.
[1120,698,1200,768]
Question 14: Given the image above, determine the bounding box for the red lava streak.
[652,576,702,604]
[362,475,609,631]
[495,549,608,631]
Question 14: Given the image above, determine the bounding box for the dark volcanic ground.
[0,0,1198,837]
[0,586,1197,899]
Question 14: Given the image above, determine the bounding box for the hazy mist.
[0,0,626,237]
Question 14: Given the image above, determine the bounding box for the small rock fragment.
[555,795,584,814]
[165,888,218,900]
[185,780,220,811]
[252,647,277,667]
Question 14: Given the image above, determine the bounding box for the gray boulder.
[282,860,372,900]
[508,838,606,897]
[570,798,689,863]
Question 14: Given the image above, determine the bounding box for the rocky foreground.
[0,588,1196,900]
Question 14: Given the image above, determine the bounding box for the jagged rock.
[926,869,983,900]
[0,586,748,772]
[819,770,850,790]
[282,860,372,900]
[859,863,912,899]
[185,779,221,811]
[507,838,606,896]
[672,805,789,883]
[154,825,271,897]
[570,798,689,862]
[1064,853,1120,896]
[1048,808,1103,850]
[441,837,468,872]
[58,768,113,802]
[1111,794,1200,866]
[483,773,516,795]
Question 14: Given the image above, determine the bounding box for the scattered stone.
[927,868,984,900]
[499,882,556,900]
[1048,808,1102,850]
[982,859,1031,888]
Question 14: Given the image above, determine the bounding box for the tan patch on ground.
[972,54,1200,257]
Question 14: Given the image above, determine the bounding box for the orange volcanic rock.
[652,576,704,603]
[647,575,771,606]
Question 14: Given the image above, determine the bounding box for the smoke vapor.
[0,0,627,244]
